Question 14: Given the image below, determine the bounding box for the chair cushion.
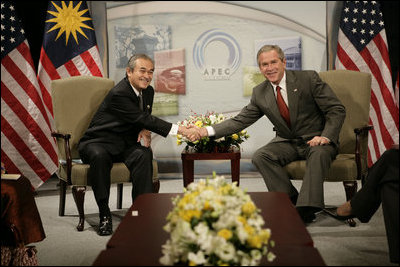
[284,154,357,182]
[58,160,159,186]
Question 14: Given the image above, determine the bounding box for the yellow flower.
[247,235,262,249]
[232,134,239,140]
[195,120,203,127]
[218,184,231,195]
[259,229,271,243]
[179,209,201,222]
[244,224,255,235]
[203,200,213,211]
[177,192,198,208]
[241,201,256,216]
[217,229,233,240]
[237,215,247,225]
[177,139,182,145]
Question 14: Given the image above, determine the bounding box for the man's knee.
[84,146,112,166]
[308,146,336,162]
[252,148,275,167]
[125,147,152,167]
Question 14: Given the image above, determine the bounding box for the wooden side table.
[181,149,241,187]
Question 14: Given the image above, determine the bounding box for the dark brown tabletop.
[93,192,323,266]
[93,244,325,266]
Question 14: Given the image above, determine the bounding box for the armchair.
[284,70,372,226]
[51,76,159,231]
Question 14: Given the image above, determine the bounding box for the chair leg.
[59,179,67,216]
[343,181,358,227]
[72,186,86,231]
[152,180,160,193]
[117,184,123,209]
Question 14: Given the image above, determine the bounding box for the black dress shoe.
[324,207,355,221]
[296,207,320,224]
[289,194,298,206]
[98,216,113,236]
[300,211,316,224]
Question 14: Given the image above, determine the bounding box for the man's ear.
[126,67,132,77]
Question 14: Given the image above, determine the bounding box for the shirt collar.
[129,83,141,97]
[271,71,286,91]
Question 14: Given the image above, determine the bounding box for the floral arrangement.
[177,111,250,153]
[159,175,276,266]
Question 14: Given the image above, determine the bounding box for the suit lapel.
[286,71,299,130]
[142,87,152,113]
[263,82,291,131]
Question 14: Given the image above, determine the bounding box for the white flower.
[215,239,236,262]
[160,175,275,266]
[209,114,217,124]
[188,250,206,265]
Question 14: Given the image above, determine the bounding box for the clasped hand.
[137,129,151,147]
[178,125,208,142]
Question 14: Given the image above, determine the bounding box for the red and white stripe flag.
[37,1,104,117]
[1,1,58,188]
[395,71,399,109]
[335,1,399,166]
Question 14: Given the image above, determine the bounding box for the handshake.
[178,125,208,142]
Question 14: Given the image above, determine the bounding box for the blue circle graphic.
[193,29,241,75]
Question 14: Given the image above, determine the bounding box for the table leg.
[231,158,240,186]
[182,159,194,187]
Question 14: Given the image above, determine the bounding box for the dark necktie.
[276,86,290,127]
[138,92,143,111]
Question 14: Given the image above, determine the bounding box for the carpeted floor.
[31,172,396,266]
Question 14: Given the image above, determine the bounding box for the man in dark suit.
[196,45,346,223]
[79,54,198,236]
[333,145,399,263]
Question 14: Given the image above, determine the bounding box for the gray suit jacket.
[213,70,346,146]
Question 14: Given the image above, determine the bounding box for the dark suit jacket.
[213,70,346,146]
[79,77,172,155]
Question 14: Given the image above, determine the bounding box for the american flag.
[1,1,58,188]
[37,1,104,117]
[335,1,399,166]
[396,71,399,109]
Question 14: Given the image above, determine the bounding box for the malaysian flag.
[335,1,399,166]
[1,1,58,188]
[37,1,104,117]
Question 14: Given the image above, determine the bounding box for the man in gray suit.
[197,45,346,223]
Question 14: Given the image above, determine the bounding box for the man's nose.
[265,64,273,71]
[144,72,152,79]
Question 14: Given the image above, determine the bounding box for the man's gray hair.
[126,54,154,70]
[256,45,285,65]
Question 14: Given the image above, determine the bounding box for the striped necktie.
[138,92,143,111]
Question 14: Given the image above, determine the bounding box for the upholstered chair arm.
[51,132,72,184]
[354,125,374,180]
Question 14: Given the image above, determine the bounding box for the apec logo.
[193,29,241,80]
